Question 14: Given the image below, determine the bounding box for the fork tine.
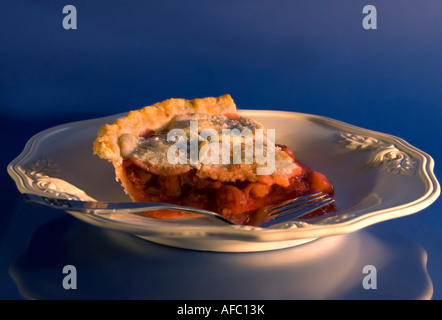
[272,197,335,221]
[259,198,335,228]
[267,192,325,216]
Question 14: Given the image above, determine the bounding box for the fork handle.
[22,193,236,226]
[23,193,211,215]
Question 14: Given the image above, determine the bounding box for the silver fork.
[22,192,335,228]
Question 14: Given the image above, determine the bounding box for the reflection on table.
[9,214,432,299]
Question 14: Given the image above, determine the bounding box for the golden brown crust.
[93,94,237,164]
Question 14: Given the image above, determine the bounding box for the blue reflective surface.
[1,0,441,299]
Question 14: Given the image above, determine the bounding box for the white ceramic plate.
[8,110,440,252]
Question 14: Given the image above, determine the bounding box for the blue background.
[1,0,441,299]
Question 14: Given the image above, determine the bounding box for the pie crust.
[94,94,237,164]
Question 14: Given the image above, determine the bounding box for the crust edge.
[93,94,237,164]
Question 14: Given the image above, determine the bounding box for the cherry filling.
[121,145,336,225]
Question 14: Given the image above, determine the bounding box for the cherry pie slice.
[93,95,335,225]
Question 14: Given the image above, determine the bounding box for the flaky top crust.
[93,94,237,164]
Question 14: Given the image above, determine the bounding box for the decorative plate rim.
[7,110,440,242]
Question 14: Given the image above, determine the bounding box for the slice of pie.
[93,94,335,225]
